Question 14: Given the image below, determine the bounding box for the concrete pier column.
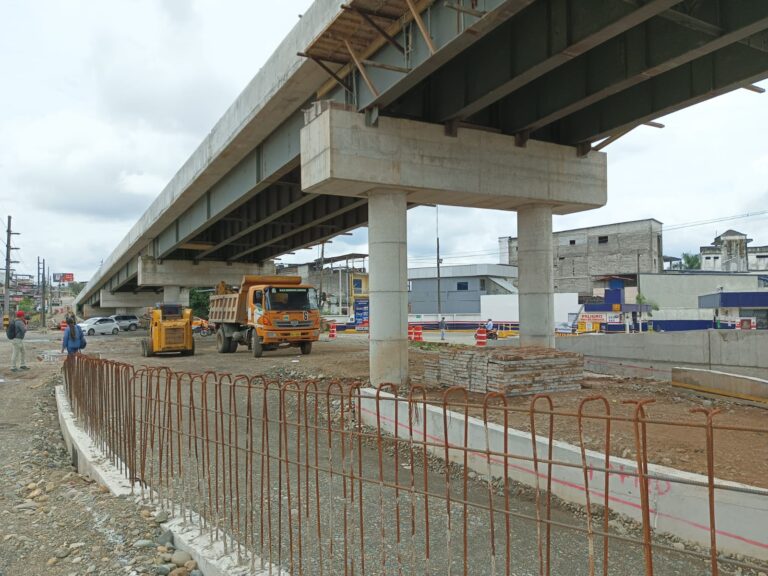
[368,189,408,386]
[517,204,555,348]
[163,286,182,304]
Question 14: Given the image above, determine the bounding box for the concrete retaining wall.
[358,389,768,561]
[556,330,768,380]
[672,367,768,402]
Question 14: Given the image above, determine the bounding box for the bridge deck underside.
[93,0,768,301]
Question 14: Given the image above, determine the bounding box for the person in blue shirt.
[61,317,85,356]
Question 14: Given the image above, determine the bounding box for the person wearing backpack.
[8,310,29,372]
[61,316,86,356]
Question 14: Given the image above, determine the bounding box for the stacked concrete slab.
[413,346,583,396]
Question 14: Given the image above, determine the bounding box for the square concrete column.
[162,286,191,306]
[368,189,408,386]
[517,204,555,348]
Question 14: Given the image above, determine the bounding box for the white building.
[700,230,768,272]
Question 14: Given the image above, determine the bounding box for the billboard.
[53,273,74,283]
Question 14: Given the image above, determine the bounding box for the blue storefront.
[698,291,768,330]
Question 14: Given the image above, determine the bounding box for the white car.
[78,317,120,336]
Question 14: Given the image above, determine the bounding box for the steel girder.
[384,0,768,145]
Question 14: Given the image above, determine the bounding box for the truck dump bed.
[208,293,244,324]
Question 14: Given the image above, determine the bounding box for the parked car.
[78,317,120,336]
[110,314,140,331]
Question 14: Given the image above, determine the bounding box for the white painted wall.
[481,293,578,324]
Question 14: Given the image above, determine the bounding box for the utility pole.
[3,216,20,321]
[319,242,325,313]
[41,259,46,328]
[436,206,442,318]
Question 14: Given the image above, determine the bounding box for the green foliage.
[189,289,210,319]
[636,292,659,314]
[68,281,86,296]
[681,252,701,270]
[18,297,35,313]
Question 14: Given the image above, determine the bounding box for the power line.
[663,209,768,232]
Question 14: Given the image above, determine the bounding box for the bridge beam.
[137,257,273,288]
[301,104,606,380]
[99,290,166,309]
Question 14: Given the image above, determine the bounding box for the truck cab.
[209,276,321,357]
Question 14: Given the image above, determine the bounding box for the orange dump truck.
[208,275,320,357]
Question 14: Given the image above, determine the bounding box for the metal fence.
[62,354,768,576]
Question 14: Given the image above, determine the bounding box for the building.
[700,230,768,272]
[499,219,663,299]
[408,264,517,315]
[698,291,768,330]
[277,253,369,316]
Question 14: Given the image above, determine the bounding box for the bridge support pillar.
[368,190,408,387]
[301,104,606,377]
[163,286,189,305]
[518,204,555,348]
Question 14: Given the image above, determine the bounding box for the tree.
[681,252,701,270]
[189,289,210,319]
[69,281,86,296]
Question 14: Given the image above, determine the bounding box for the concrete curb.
[55,385,286,576]
[359,388,768,562]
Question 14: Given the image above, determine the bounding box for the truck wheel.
[216,331,232,354]
[228,339,239,353]
[141,339,153,357]
[251,332,263,358]
[300,342,312,355]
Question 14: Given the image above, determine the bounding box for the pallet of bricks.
[416,346,583,396]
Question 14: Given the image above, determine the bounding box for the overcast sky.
[1,1,766,284]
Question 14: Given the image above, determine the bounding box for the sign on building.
[53,273,75,283]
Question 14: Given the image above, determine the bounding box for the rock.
[69,542,85,550]
[171,550,192,567]
[190,571,203,576]
[156,529,174,546]
[134,539,156,549]
[184,560,197,570]
[153,566,172,576]
[14,502,37,511]
[154,511,169,523]
[47,557,59,566]
[672,542,685,551]
[169,568,190,576]
[55,547,72,558]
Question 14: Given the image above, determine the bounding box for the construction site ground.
[1,329,766,575]
[31,328,768,490]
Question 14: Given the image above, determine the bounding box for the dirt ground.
[73,330,768,490]
[0,332,204,576]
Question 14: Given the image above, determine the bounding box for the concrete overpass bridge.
[76,0,768,384]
